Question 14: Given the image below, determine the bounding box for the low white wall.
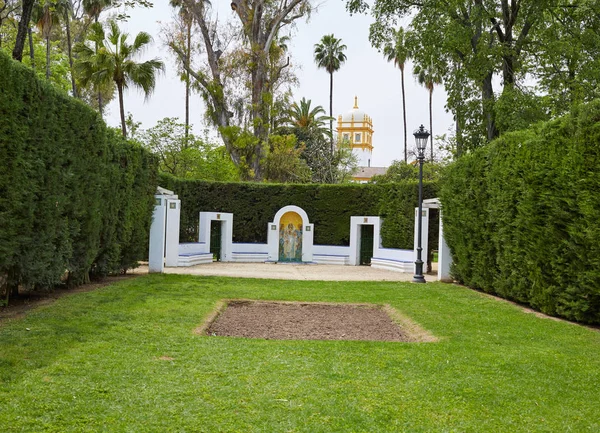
[373,247,413,262]
[179,242,208,255]
[371,248,414,273]
[313,245,351,265]
[232,243,269,253]
[231,243,269,262]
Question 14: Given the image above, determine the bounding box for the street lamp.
[413,125,430,283]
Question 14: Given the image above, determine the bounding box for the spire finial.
[353,96,358,109]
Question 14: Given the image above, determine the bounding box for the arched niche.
[267,205,314,263]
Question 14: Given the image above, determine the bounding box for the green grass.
[1,274,599,432]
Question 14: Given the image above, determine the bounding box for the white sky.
[106,0,453,167]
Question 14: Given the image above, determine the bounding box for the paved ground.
[132,262,437,282]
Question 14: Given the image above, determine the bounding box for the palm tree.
[314,34,347,153]
[74,20,164,137]
[285,97,332,138]
[60,0,77,97]
[170,0,193,143]
[416,63,442,161]
[82,0,112,23]
[82,0,113,114]
[33,0,70,79]
[383,27,410,163]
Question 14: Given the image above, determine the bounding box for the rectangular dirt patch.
[203,300,435,342]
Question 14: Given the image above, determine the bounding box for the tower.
[337,96,374,167]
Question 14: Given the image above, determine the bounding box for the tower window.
[368,159,371,167]
[343,133,349,142]
[355,133,361,142]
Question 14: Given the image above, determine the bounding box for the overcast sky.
[106,0,453,167]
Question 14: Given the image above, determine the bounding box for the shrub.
[158,174,438,250]
[440,101,600,324]
[0,52,157,294]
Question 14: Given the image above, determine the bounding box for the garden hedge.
[158,174,438,250]
[440,101,600,324]
[0,52,157,294]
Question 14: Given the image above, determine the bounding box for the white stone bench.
[313,254,350,266]
[231,251,269,263]
[178,252,213,266]
[371,257,413,273]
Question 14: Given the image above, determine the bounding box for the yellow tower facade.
[337,96,374,167]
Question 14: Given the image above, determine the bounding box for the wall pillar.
[438,212,452,282]
[164,198,181,267]
[148,196,167,273]
[413,207,429,274]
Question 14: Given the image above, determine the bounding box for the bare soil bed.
[203,300,432,342]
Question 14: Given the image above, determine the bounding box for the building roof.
[352,166,388,181]
[341,96,371,123]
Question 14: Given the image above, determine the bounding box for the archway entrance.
[210,221,223,261]
[278,211,303,263]
[359,225,374,265]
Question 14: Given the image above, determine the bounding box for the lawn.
[0,274,598,432]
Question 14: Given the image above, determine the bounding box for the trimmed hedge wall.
[440,101,600,324]
[0,52,157,292]
[159,174,438,250]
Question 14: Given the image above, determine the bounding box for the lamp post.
[413,124,430,283]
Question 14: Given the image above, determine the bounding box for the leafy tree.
[382,27,409,162]
[532,1,600,117]
[349,0,552,149]
[314,34,347,152]
[171,0,312,181]
[370,160,443,184]
[263,134,311,183]
[0,0,18,49]
[140,117,239,181]
[74,20,164,137]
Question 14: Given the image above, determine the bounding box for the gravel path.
[132,262,435,282]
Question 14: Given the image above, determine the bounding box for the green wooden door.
[360,225,374,265]
[210,221,222,261]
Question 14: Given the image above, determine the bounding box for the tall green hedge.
[440,101,600,324]
[0,52,157,293]
[159,174,438,250]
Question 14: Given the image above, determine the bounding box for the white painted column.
[148,196,167,273]
[349,217,361,266]
[413,207,429,274]
[164,198,181,267]
[221,217,233,262]
[438,212,452,282]
[267,222,278,261]
[302,223,314,262]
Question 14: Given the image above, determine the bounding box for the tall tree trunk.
[250,60,267,180]
[329,71,333,154]
[45,36,50,79]
[28,27,34,68]
[12,0,35,61]
[429,88,433,161]
[118,83,127,137]
[401,65,407,163]
[455,112,463,158]
[184,19,191,147]
[94,15,103,117]
[65,12,77,98]
[482,71,498,141]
